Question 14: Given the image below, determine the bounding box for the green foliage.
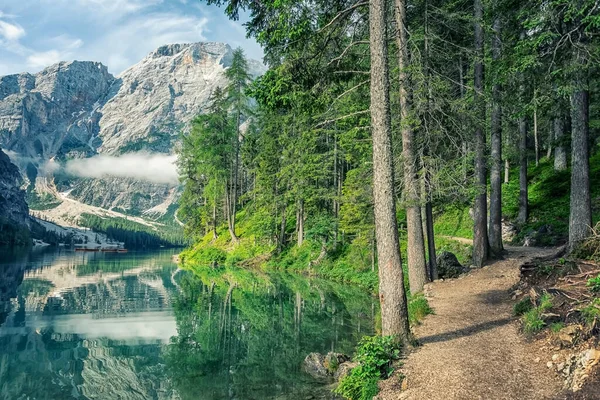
[26,191,62,211]
[523,308,546,334]
[514,297,533,316]
[502,155,600,245]
[550,322,565,333]
[434,206,473,240]
[335,336,402,400]
[521,293,554,334]
[0,217,31,247]
[587,275,600,294]
[78,213,186,248]
[184,246,227,266]
[581,299,600,326]
[408,295,434,325]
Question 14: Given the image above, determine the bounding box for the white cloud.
[64,152,179,184]
[0,20,25,41]
[27,50,62,69]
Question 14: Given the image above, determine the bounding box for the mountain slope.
[0,42,265,219]
[0,149,31,245]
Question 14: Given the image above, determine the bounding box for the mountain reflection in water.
[0,248,374,399]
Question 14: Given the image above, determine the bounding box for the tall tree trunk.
[369,0,410,342]
[213,193,218,240]
[230,109,240,243]
[547,127,553,159]
[395,0,428,294]
[424,179,437,280]
[488,17,503,255]
[297,199,304,247]
[533,98,540,166]
[472,0,489,267]
[554,115,567,171]
[518,116,529,224]
[277,202,287,253]
[568,48,592,250]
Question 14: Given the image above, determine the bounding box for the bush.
[586,274,600,294]
[514,297,533,316]
[334,336,402,400]
[188,246,227,266]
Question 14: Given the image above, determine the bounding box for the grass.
[521,293,554,334]
[514,297,533,316]
[433,154,600,245]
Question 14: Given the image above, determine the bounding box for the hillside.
[0,42,265,220]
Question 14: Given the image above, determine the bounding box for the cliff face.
[0,42,265,217]
[0,149,31,245]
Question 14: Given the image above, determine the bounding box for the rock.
[561,348,600,391]
[552,354,560,361]
[535,357,541,363]
[557,362,565,372]
[558,325,582,347]
[502,220,518,243]
[303,353,328,379]
[333,361,358,381]
[0,149,30,233]
[547,361,554,369]
[436,252,466,279]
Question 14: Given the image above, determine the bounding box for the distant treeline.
[78,214,187,249]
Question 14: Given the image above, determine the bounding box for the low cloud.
[64,152,178,184]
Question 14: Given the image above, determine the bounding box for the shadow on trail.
[477,289,510,305]
[418,317,513,345]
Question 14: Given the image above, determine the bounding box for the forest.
[176,0,599,397]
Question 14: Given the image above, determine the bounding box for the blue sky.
[0,0,263,76]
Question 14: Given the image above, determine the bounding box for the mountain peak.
[150,42,232,59]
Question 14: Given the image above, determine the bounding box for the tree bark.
[488,17,503,255]
[472,0,489,267]
[533,100,539,166]
[395,0,428,294]
[554,115,567,171]
[369,0,410,341]
[518,116,528,224]
[213,194,218,240]
[297,199,304,247]
[568,48,592,250]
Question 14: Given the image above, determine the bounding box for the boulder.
[303,353,328,379]
[559,325,583,347]
[333,361,358,381]
[436,251,466,279]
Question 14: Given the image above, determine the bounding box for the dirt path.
[377,246,563,400]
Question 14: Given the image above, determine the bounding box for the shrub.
[586,274,600,294]
[514,297,533,316]
[334,336,402,400]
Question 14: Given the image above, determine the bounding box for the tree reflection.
[166,268,375,400]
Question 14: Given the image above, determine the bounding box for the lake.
[0,248,375,399]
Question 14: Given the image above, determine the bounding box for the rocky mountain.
[0,42,264,219]
[0,149,30,242]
